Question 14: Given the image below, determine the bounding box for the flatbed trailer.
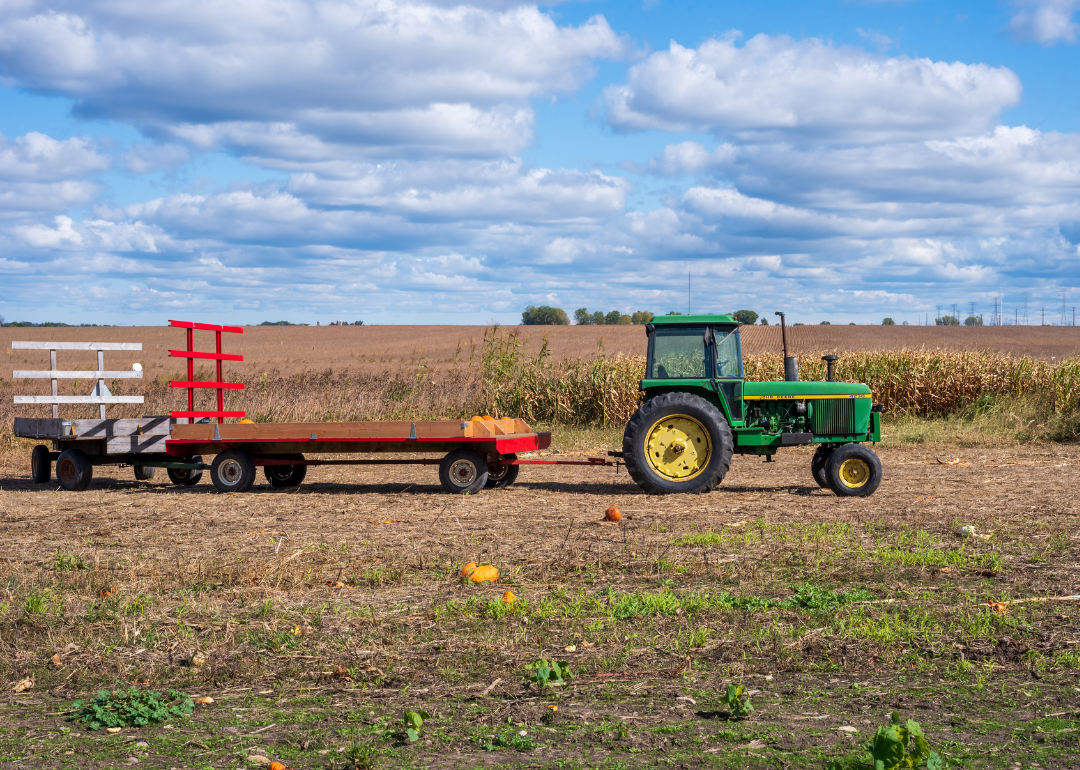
[13,415,614,494]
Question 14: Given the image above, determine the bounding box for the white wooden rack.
[12,341,144,418]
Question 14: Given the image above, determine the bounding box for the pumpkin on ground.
[269,763,287,770]
[502,590,516,604]
[604,506,622,522]
[469,565,499,583]
[461,561,478,578]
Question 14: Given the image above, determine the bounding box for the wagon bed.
[11,415,605,494]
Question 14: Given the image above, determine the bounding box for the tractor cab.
[624,313,883,497]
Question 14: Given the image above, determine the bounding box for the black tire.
[210,450,256,493]
[439,449,488,494]
[263,454,308,488]
[485,456,520,489]
[167,456,203,486]
[824,444,882,497]
[31,445,51,484]
[134,465,156,481]
[811,445,834,489]
[623,392,733,494]
[55,449,93,491]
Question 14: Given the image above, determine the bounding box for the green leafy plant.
[829,712,943,770]
[54,548,87,571]
[402,709,430,743]
[343,740,379,769]
[23,591,50,616]
[719,684,755,719]
[523,659,572,691]
[71,687,193,730]
[478,729,538,751]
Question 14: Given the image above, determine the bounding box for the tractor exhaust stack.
[774,312,799,382]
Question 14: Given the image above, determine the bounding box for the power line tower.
[1021,292,1029,325]
[951,303,959,321]
[1060,289,1068,326]
[935,305,942,324]
[968,301,977,323]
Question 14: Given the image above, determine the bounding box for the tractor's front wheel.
[811,445,834,488]
[823,444,882,497]
[623,392,733,495]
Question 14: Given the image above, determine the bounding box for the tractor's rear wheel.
[811,445,834,488]
[824,444,882,497]
[623,392,733,494]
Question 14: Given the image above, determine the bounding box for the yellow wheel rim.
[644,414,711,480]
[838,458,870,488]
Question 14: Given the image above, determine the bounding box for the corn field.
[3,328,1079,432]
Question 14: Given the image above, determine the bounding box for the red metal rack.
[168,320,245,423]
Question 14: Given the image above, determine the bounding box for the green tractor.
[621,313,883,496]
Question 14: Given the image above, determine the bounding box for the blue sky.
[1,0,1078,326]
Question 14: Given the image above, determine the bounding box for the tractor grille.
[810,398,855,435]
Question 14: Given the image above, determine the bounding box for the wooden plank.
[13,417,65,439]
[14,396,144,404]
[11,342,142,351]
[72,418,175,437]
[107,436,169,454]
[13,370,142,379]
[169,420,470,442]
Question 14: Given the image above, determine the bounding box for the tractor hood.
[743,381,871,400]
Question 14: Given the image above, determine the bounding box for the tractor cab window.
[648,327,709,379]
[714,328,743,378]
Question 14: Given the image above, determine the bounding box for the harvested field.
[1,434,1078,769]
[3,324,1079,382]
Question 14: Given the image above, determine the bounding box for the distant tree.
[819,321,831,325]
[260,320,299,326]
[849,322,856,325]
[604,310,622,325]
[522,305,569,325]
[616,314,632,325]
[793,322,804,326]
[0,315,5,326]
[759,318,769,325]
[902,320,910,325]
[355,320,363,326]
[574,308,592,325]
[665,311,683,316]
[631,311,654,324]
[732,309,758,325]
[935,315,960,326]
[964,315,983,326]
[882,318,895,325]
[590,311,605,325]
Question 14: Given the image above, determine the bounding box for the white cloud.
[604,34,1021,141]
[0,132,108,214]
[122,142,191,175]
[1008,0,1080,44]
[0,1,626,157]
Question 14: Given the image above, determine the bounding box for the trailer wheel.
[211,450,256,493]
[485,456,520,489]
[824,444,882,497]
[167,456,203,486]
[56,449,93,491]
[134,465,156,481]
[811,445,834,489]
[264,454,308,488]
[623,392,733,495]
[439,449,488,494]
[31,445,51,484]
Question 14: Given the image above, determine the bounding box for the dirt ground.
[1,437,1079,769]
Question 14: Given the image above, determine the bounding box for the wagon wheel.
[31,445,51,484]
[439,449,488,494]
[56,448,93,491]
[167,455,203,486]
[485,454,520,489]
[210,449,256,493]
[264,454,308,488]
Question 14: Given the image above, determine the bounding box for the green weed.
[71,687,193,731]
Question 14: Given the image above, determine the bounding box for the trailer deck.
[12,415,583,494]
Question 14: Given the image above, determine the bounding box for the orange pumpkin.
[604,506,622,522]
[469,565,499,583]
[269,763,287,770]
[502,590,516,604]
[461,561,478,578]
